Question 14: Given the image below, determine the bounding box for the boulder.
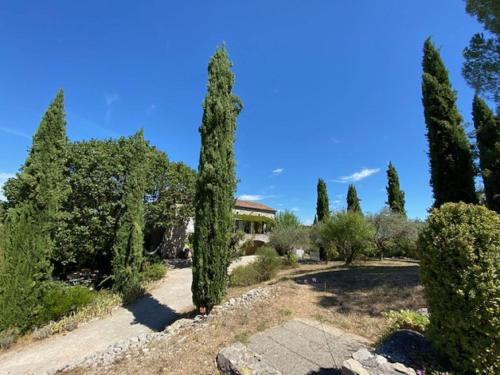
[341,359,370,375]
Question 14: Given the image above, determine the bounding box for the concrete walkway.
[0,256,256,375]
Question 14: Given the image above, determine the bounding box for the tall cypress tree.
[0,91,68,331]
[472,95,500,213]
[422,38,477,207]
[386,162,406,216]
[192,46,242,312]
[347,184,362,214]
[316,178,330,261]
[112,130,148,300]
[316,178,330,221]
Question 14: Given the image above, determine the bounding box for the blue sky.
[0,1,484,223]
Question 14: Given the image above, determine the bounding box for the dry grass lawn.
[66,260,424,375]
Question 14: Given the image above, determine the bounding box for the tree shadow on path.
[124,293,191,332]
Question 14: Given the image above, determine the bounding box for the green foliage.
[38,282,95,324]
[112,130,148,299]
[418,203,500,373]
[346,184,362,214]
[0,328,19,349]
[386,162,406,216]
[367,208,420,259]
[0,205,52,332]
[142,262,167,282]
[321,211,374,264]
[316,178,330,222]
[463,33,500,104]
[274,210,301,228]
[144,161,196,258]
[383,309,430,334]
[233,213,275,226]
[192,45,242,311]
[422,38,477,207]
[316,178,330,261]
[473,95,500,213]
[270,226,310,256]
[464,0,499,35]
[230,246,281,287]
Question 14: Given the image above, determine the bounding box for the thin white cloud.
[104,92,119,124]
[331,137,341,144]
[291,207,300,212]
[272,168,284,175]
[304,218,314,225]
[238,194,264,201]
[0,172,15,201]
[0,126,31,139]
[146,104,157,115]
[336,168,380,183]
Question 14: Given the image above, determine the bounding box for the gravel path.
[0,256,256,375]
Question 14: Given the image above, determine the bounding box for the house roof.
[235,199,276,213]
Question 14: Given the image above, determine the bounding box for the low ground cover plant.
[142,262,167,282]
[230,246,281,287]
[383,309,429,334]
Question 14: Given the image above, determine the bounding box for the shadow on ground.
[124,293,191,332]
[294,265,422,316]
[307,369,341,374]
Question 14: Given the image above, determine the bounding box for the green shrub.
[38,282,95,325]
[383,309,429,334]
[230,264,261,287]
[321,211,374,264]
[230,247,281,286]
[418,203,500,374]
[142,262,166,282]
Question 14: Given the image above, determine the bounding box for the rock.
[390,362,416,375]
[341,359,370,375]
[416,308,428,317]
[217,342,282,375]
[375,329,438,368]
[374,355,387,365]
[352,348,373,362]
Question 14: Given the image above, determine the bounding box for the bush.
[383,309,429,334]
[142,262,167,282]
[230,246,281,287]
[38,282,95,325]
[418,203,500,373]
[321,211,374,264]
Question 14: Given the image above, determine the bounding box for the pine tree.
[192,46,242,312]
[316,178,330,261]
[422,38,477,207]
[347,184,362,214]
[112,130,148,300]
[386,162,406,216]
[472,95,500,213]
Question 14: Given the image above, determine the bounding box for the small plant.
[142,262,167,282]
[233,331,250,344]
[383,309,429,334]
[230,264,261,287]
[0,328,19,350]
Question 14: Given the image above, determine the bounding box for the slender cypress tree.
[472,95,500,213]
[192,46,242,312]
[346,184,362,214]
[422,38,477,207]
[112,130,147,300]
[386,162,406,216]
[0,91,68,331]
[316,178,330,261]
[316,178,330,222]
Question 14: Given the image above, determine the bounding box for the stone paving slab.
[245,319,368,375]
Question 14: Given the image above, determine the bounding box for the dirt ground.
[66,260,424,375]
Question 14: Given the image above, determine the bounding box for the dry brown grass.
[65,260,424,375]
